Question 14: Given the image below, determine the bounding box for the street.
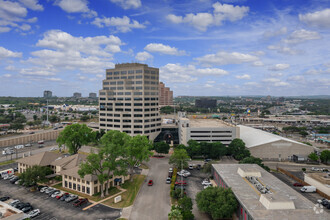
[130,156,171,220]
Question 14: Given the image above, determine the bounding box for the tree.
[9,122,24,132]
[27,121,34,127]
[33,115,38,121]
[186,140,201,158]
[49,115,60,123]
[78,152,107,198]
[228,138,250,160]
[154,141,170,155]
[56,124,94,154]
[41,115,47,121]
[20,165,52,187]
[320,150,330,164]
[239,156,270,172]
[196,187,237,220]
[169,149,190,169]
[100,130,130,195]
[168,206,183,220]
[125,135,152,181]
[64,116,69,121]
[308,152,319,162]
[302,168,306,172]
[299,130,308,137]
[80,115,90,122]
[178,196,194,220]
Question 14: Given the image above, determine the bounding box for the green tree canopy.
[308,152,319,162]
[169,148,190,169]
[168,206,183,220]
[196,187,237,220]
[49,115,60,123]
[20,165,52,187]
[178,196,194,220]
[239,156,270,171]
[320,150,330,164]
[228,138,250,160]
[154,141,170,155]
[56,124,94,154]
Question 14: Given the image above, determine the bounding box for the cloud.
[196,51,258,65]
[135,51,153,61]
[299,8,330,28]
[244,82,259,86]
[262,78,280,83]
[19,0,43,11]
[268,63,290,71]
[267,45,300,55]
[160,63,228,83]
[91,16,146,32]
[20,67,56,76]
[235,74,250,79]
[54,0,97,17]
[283,29,321,44]
[166,2,249,31]
[0,46,22,59]
[269,72,283,77]
[288,75,305,82]
[144,43,186,56]
[109,0,141,10]
[253,61,264,66]
[263,27,287,38]
[262,78,290,87]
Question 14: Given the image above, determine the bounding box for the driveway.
[130,156,171,220]
[0,178,121,220]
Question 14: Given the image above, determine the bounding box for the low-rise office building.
[178,113,239,146]
[212,164,328,220]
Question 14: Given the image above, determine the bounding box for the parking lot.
[0,178,122,219]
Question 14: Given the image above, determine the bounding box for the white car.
[9,200,20,206]
[169,168,173,172]
[28,209,40,218]
[188,165,194,170]
[15,145,24,149]
[40,187,48,193]
[202,180,211,186]
[3,174,13,180]
[25,143,32,147]
[51,191,61,198]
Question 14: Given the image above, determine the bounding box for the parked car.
[169,168,173,172]
[3,174,13,180]
[293,182,303,187]
[38,145,44,148]
[166,177,171,184]
[196,164,201,170]
[204,158,212,163]
[0,196,10,201]
[37,185,45,191]
[15,180,21,185]
[60,193,70,201]
[175,180,187,186]
[28,209,40,218]
[50,190,61,198]
[65,195,78,203]
[10,176,19,184]
[73,198,88,207]
[45,188,56,194]
[188,165,194,170]
[317,199,329,206]
[28,132,35,134]
[16,202,30,210]
[22,205,33,213]
[148,180,153,186]
[300,186,316,193]
[25,143,32,147]
[9,200,20,206]
[202,180,211,186]
[40,186,48,192]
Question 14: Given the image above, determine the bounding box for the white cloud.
[204,84,213,88]
[235,74,250,79]
[304,67,330,75]
[262,78,280,83]
[19,0,43,11]
[0,26,11,33]
[144,43,186,56]
[252,51,265,56]
[160,63,228,83]
[20,67,56,76]
[267,45,300,55]
[206,80,216,84]
[166,2,249,31]
[0,46,22,59]
[253,61,264,66]
[283,29,321,44]
[268,63,290,71]
[288,75,305,82]
[109,0,141,10]
[263,27,287,38]
[135,51,153,61]
[5,65,16,71]
[299,8,330,28]
[244,82,259,86]
[262,78,290,87]
[274,81,290,87]
[269,72,283,77]
[54,0,97,17]
[196,51,258,65]
[1,74,12,78]
[92,16,146,33]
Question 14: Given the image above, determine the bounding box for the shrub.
[302,168,306,172]
[170,168,177,197]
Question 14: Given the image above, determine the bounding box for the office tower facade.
[89,92,97,98]
[43,90,52,98]
[73,92,82,98]
[99,63,161,140]
[159,82,173,106]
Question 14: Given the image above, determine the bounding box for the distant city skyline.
[0,0,329,97]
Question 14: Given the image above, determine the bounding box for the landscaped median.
[0,160,16,166]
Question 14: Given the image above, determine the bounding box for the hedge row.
[170,168,178,194]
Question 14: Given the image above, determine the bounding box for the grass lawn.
[102,174,146,208]
[52,183,120,202]
[0,160,16,166]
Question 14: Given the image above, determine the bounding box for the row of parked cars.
[0,196,40,218]
[317,199,330,209]
[39,186,88,207]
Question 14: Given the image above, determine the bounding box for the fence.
[277,167,330,200]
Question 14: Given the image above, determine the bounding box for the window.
[128,75,134,79]
[121,71,127,74]
[134,103,143,106]
[86,187,90,194]
[136,75,143,79]
[125,92,131,95]
[73,183,76,190]
[87,181,90,185]
[121,76,127,79]
[82,186,85,193]
[134,130,142,134]
[117,81,124,85]
[110,81,116,85]
[136,70,143,73]
[107,72,113,75]
[69,176,72,180]
[125,103,131,106]
[65,175,67,179]
[114,71,120,75]
[125,108,131,111]
[136,81,142,84]
[65,181,68,187]
[78,184,81,191]
[128,70,134,74]
[103,82,109,85]
[69,182,72,188]
[136,86,143,90]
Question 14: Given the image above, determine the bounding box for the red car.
[293,182,303,187]
[73,198,88,207]
[148,180,153,186]
[175,181,187,186]
[56,193,69,199]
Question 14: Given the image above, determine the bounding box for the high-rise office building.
[159,82,173,106]
[43,90,52,98]
[99,63,161,140]
[89,93,97,98]
[73,92,82,98]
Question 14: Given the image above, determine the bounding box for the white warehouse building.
[238,125,315,161]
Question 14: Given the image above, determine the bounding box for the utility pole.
[46,99,49,125]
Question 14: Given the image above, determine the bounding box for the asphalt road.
[130,156,171,220]
[0,178,121,220]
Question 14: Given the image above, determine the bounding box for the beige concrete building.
[304,173,330,196]
[159,82,173,106]
[212,164,328,220]
[17,152,129,196]
[178,113,239,146]
[238,125,315,161]
[99,63,161,140]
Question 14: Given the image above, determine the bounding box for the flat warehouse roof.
[185,118,232,128]
[212,164,328,220]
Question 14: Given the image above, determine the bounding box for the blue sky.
[0,0,329,97]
